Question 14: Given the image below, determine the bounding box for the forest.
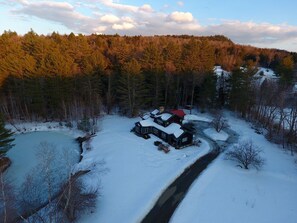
[0,30,296,122]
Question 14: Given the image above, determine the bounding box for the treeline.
[0,30,295,121]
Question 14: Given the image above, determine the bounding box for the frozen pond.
[5,131,80,191]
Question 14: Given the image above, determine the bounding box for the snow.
[254,67,279,85]
[214,66,231,78]
[77,115,211,223]
[159,113,173,121]
[255,67,277,78]
[150,109,159,115]
[203,128,229,141]
[6,121,82,138]
[140,118,184,137]
[170,112,297,223]
[7,111,297,223]
[293,83,297,92]
[184,114,212,123]
[5,131,80,189]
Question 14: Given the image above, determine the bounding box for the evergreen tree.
[198,72,217,110]
[118,59,146,117]
[229,68,255,117]
[0,115,14,156]
[277,56,294,86]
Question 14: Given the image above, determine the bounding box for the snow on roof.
[139,118,184,138]
[253,67,279,86]
[213,66,230,78]
[158,113,173,121]
[150,109,159,115]
[254,67,278,78]
[153,112,173,121]
[142,114,150,120]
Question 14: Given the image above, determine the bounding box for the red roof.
[171,109,186,118]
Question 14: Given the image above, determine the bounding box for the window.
[153,127,158,135]
[182,137,188,143]
[156,119,163,126]
[161,132,167,140]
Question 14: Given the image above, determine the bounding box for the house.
[134,109,193,149]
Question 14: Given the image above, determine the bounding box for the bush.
[225,140,265,170]
[77,117,91,133]
[65,121,73,128]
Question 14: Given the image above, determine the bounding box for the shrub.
[225,140,265,170]
[77,117,91,133]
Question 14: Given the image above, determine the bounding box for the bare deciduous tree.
[212,111,229,132]
[58,170,98,222]
[225,140,265,170]
[19,142,62,223]
[18,141,103,223]
[0,172,17,223]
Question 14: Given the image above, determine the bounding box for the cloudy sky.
[1,0,297,52]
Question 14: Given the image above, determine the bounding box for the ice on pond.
[5,131,80,193]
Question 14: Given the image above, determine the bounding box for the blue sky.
[1,0,297,52]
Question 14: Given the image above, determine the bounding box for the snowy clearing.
[77,115,211,223]
[170,112,297,223]
[203,128,229,141]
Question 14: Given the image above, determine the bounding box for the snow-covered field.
[6,110,296,223]
[77,115,211,223]
[170,112,297,223]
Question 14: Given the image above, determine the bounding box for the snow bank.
[170,112,297,223]
[77,115,211,223]
[184,114,212,123]
[203,128,229,141]
[5,121,82,138]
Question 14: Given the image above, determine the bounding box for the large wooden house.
[134,109,193,149]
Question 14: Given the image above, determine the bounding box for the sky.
[0,0,297,52]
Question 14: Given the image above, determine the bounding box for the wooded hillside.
[0,31,295,120]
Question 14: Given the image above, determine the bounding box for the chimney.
[159,106,165,114]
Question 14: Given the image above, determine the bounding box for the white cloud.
[112,22,134,30]
[93,25,107,33]
[200,21,297,46]
[98,0,138,13]
[100,14,120,23]
[122,16,134,23]
[5,0,297,51]
[168,11,194,23]
[139,4,153,13]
